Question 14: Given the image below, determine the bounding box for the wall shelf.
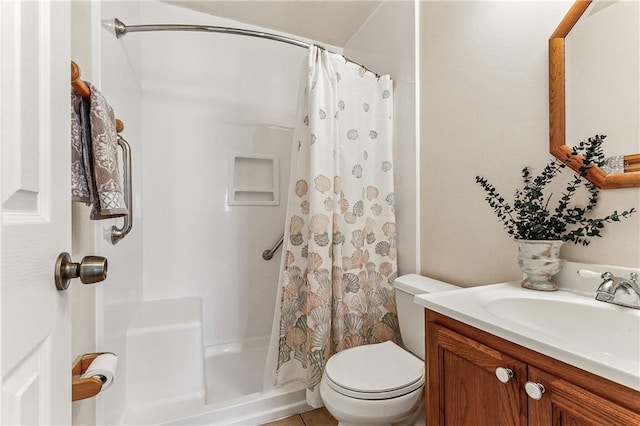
[228,155,279,206]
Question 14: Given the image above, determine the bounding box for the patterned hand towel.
[70,83,128,219]
[85,81,128,219]
[71,91,92,203]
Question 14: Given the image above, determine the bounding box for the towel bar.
[110,135,133,244]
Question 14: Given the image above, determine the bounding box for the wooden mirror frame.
[549,0,640,189]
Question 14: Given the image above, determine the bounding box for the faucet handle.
[631,273,638,284]
[577,269,611,279]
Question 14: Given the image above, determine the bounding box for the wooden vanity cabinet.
[425,310,640,426]
[427,322,528,425]
[526,366,639,425]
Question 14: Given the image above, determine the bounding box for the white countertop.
[415,282,640,391]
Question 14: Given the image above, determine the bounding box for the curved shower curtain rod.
[109,18,381,78]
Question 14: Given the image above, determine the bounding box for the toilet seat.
[324,341,424,400]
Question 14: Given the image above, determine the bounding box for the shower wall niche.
[229,155,279,205]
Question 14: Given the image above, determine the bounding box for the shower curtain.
[265,46,400,407]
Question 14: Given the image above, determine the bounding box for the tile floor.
[261,408,338,426]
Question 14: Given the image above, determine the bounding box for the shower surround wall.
[95,1,144,425]
[92,1,417,423]
[94,1,310,422]
[139,1,303,353]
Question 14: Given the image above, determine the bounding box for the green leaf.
[474,134,635,245]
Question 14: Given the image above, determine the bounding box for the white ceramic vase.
[516,239,564,291]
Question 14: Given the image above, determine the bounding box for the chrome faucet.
[594,272,640,309]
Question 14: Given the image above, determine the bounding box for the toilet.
[319,274,459,426]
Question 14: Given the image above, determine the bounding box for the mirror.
[549,0,640,189]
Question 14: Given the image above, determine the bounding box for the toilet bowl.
[320,341,424,426]
[319,274,459,426]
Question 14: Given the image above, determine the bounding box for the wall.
[70,2,144,424]
[94,2,144,424]
[420,1,640,287]
[139,2,312,349]
[70,2,97,424]
[343,0,418,275]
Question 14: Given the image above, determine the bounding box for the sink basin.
[414,282,640,391]
[486,295,640,371]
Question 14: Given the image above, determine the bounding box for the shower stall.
[85,1,417,424]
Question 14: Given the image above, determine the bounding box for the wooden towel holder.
[71,61,124,134]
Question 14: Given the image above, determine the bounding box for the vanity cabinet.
[527,365,639,425]
[425,311,640,426]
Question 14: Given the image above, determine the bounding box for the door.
[527,366,640,426]
[426,324,528,426]
[1,1,72,424]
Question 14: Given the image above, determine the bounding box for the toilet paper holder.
[72,352,116,402]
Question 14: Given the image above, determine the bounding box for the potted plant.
[476,135,635,291]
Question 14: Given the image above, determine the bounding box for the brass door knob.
[55,252,108,291]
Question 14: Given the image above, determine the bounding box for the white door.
[1,1,72,424]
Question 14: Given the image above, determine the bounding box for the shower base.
[165,380,308,425]
[119,298,308,425]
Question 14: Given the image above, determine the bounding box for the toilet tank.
[393,274,459,360]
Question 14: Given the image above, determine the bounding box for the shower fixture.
[106,18,381,78]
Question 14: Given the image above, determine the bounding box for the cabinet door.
[427,324,528,426]
[527,366,640,426]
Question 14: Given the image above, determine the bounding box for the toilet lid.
[324,341,424,400]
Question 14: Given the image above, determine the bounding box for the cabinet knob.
[495,367,514,383]
[524,381,546,400]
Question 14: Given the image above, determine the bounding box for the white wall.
[94,2,144,424]
[344,0,418,275]
[420,1,640,287]
[139,2,307,348]
[70,2,144,424]
[70,3,97,424]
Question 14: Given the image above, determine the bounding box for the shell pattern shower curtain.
[266,46,400,407]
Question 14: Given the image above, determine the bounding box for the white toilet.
[319,274,459,426]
